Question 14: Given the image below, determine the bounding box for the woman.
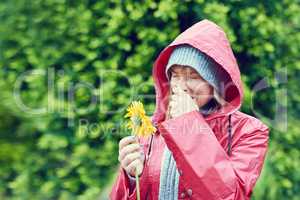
[110,19,269,200]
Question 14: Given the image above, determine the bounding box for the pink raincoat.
[110,19,269,200]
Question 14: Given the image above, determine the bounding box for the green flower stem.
[136,171,141,200]
[132,128,141,200]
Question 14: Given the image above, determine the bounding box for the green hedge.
[0,0,299,199]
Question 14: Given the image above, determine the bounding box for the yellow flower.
[125,101,156,137]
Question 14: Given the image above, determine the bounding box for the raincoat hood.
[152,19,244,124]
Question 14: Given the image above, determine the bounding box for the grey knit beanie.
[165,44,226,95]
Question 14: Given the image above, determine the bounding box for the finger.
[119,136,137,150]
[172,84,180,94]
[169,99,177,108]
[170,108,179,118]
[176,85,185,94]
[171,83,182,94]
[173,85,186,95]
[119,143,140,161]
[170,82,178,93]
[119,143,141,161]
[125,159,143,176]
[170,92,181,102]
[170,94,175,101]
[122,151,144,167]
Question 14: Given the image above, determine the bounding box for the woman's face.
[169,65,214,108]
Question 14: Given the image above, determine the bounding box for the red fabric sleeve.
[109,168,139,200]
[158,110,269,200]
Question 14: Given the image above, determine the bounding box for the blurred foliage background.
[0,0,299,199]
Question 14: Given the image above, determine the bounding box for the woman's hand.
[118,136,145,177]
[169,84,198,118]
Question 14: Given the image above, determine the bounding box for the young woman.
[110,19,269,200]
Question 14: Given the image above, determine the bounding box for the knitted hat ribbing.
[165,44,226,95]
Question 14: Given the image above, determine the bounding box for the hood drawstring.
[147,134,154,161]
[227,114,232,156]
